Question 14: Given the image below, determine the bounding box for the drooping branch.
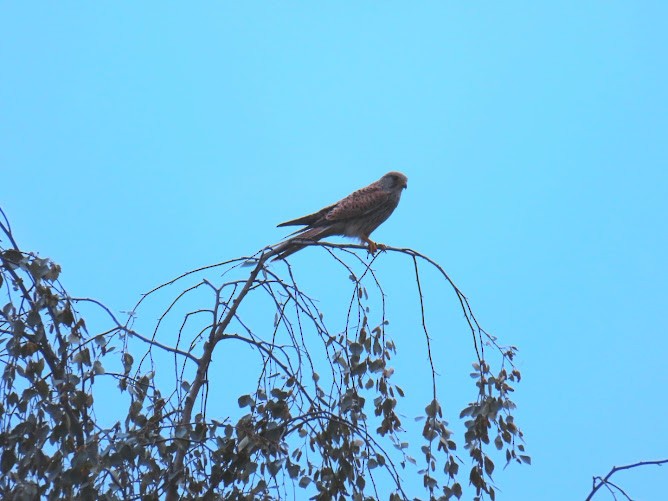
[71,296,201,365]
[269,240,512,364]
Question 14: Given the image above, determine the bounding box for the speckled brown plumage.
[274,171,408,260]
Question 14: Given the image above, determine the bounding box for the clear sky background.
[2,2,667,500]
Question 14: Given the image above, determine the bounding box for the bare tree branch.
[585,459,668,501]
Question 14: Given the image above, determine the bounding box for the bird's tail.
[272,227,330,260]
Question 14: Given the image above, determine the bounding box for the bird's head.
[380,171,408,191]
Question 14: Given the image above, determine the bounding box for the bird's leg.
[361,236,378,254]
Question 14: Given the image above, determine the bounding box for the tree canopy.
[0,209,527,500]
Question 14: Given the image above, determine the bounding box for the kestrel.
[274,171,408,260]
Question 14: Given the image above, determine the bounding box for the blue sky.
[2,2,667,499]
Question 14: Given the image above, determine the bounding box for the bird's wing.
[325,185,388,222]
[276,204,336,228]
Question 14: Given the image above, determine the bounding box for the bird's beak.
[403,183,408,190]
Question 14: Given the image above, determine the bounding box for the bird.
[273,171,408,260]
